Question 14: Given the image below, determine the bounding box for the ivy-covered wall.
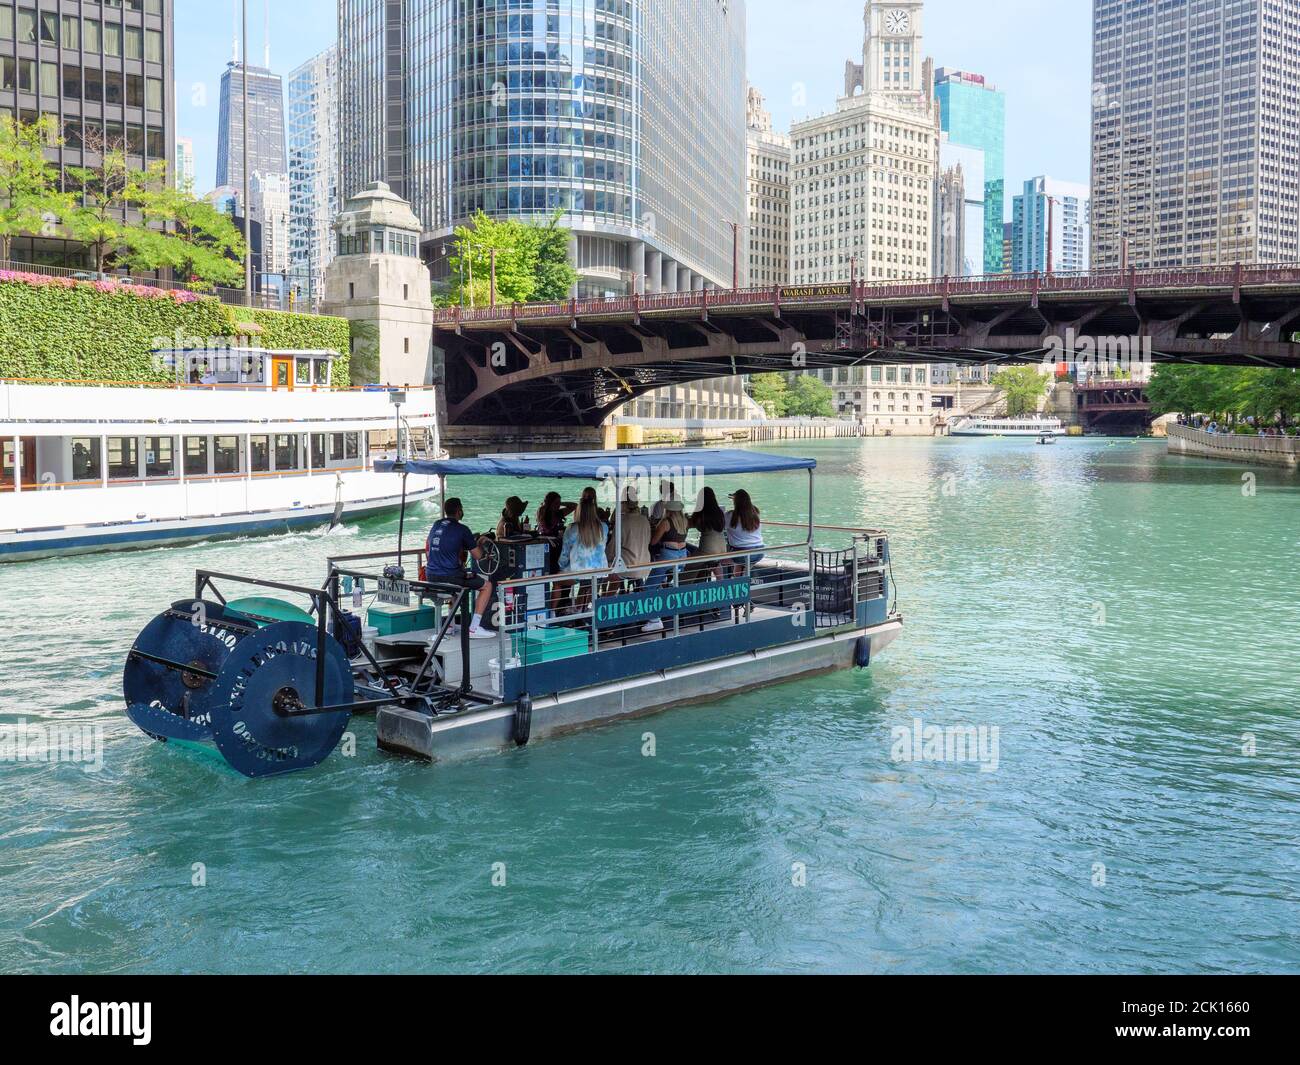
[0,274,352,385]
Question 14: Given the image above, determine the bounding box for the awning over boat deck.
[375,448,816,480]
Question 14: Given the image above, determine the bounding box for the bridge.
[431,263,1300,427]
[1075,378,1152,434]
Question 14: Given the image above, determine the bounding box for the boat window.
[71,438,101,482]
[274,435,299,471]
[330,433,345,461]
[250,436,270,474]
[311,433,326,469]
[296,360,311,386]
[144,437,175,478]
[313,359,329,386]
[344,433,360,460]
[184,437,209,477]
[214,437,240,475]
[108,437,138,480]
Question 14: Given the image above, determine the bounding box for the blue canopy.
[376,447,816,480]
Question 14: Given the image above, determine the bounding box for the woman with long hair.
[689,487,727,557]
[554,487,610,614]
[724,489,765,576]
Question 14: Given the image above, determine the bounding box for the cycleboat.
[121,447,903,777]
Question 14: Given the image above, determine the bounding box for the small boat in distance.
[0,347,440,563]
[949,414,1067,438]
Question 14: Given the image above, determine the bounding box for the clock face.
[885,9,911,34]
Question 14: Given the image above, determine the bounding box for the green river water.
[0,436,1296,973]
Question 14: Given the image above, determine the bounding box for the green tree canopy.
[991,366,1050,417]
[0,115,69,262]
[1148,365,1300,426]
[441,210,579,307]
[134,182,247,288]
[748,372,789,417]
[784,374,835,418]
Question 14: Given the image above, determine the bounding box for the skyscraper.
[791,1,937,433]
[934,68,1004,274]
[1091,0,1300,269]
[933,134,985,277]
[0,0,175,265]
[337,0,748,294]
[175,136,195,193]
[745,87,791,287]
[287,46,338,306]
[216,60,286,192]
[791,0,938,284]
[1011,177,1090,275]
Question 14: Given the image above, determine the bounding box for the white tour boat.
[0,347,439,563]
[949,414,1067,438]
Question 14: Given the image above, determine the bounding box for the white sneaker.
[642,619,665,633]
[469,627,496,640]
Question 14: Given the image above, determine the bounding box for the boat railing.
[324,522,892,700]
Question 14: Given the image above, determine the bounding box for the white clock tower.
[862,1,925,94]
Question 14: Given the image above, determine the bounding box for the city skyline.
[175,0,1093,211]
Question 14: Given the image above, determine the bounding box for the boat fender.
[513,693,533,748]
[854,636,872,670]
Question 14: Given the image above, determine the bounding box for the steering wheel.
[477,537,502,579]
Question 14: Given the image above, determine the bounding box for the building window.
[250,436,270,473]
[144,437,174,478]
[71,439,101,482]
[184,437,209,477]
[214,437,240,475]
[107,437,138,480]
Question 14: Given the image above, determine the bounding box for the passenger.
[496,496,531,540]
[536,491,577,575]
[638,500,690,633]
[649,480,681,525]
[551,488,609,616]
[724,489,766,576]
[689,487,728,558]
[607,485,652,579]
[536,492,577,539]
[684,487,728,585]
[425,498,496,640]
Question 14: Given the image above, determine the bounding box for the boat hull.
[950,426,1067,437]
[377,619,903,763]
[0,488,439,563]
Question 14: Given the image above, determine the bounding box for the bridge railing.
[431,262,1300,328]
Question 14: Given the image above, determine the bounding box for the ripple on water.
[0,438,1297,973]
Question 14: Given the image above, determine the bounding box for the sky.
[176,0,1095,216]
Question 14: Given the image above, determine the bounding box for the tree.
[1148,364,1300,426]
[61,131,150,276]
[748,373,789,417]
[442,210,579,307]
[0,116,69,262]
[784,374,835,418]
[134,183,247,288]
[991,366,1050,417]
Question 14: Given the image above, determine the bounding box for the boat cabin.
[151,347,340,391]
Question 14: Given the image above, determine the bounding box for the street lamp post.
[241,0,251,308]
[723,219,746,290]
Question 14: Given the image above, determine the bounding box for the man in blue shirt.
[426,498,495,639]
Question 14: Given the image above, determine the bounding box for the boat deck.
[370,601,806,701]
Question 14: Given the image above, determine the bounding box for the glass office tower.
[339,0,747,293]
[934,68,1004,275]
